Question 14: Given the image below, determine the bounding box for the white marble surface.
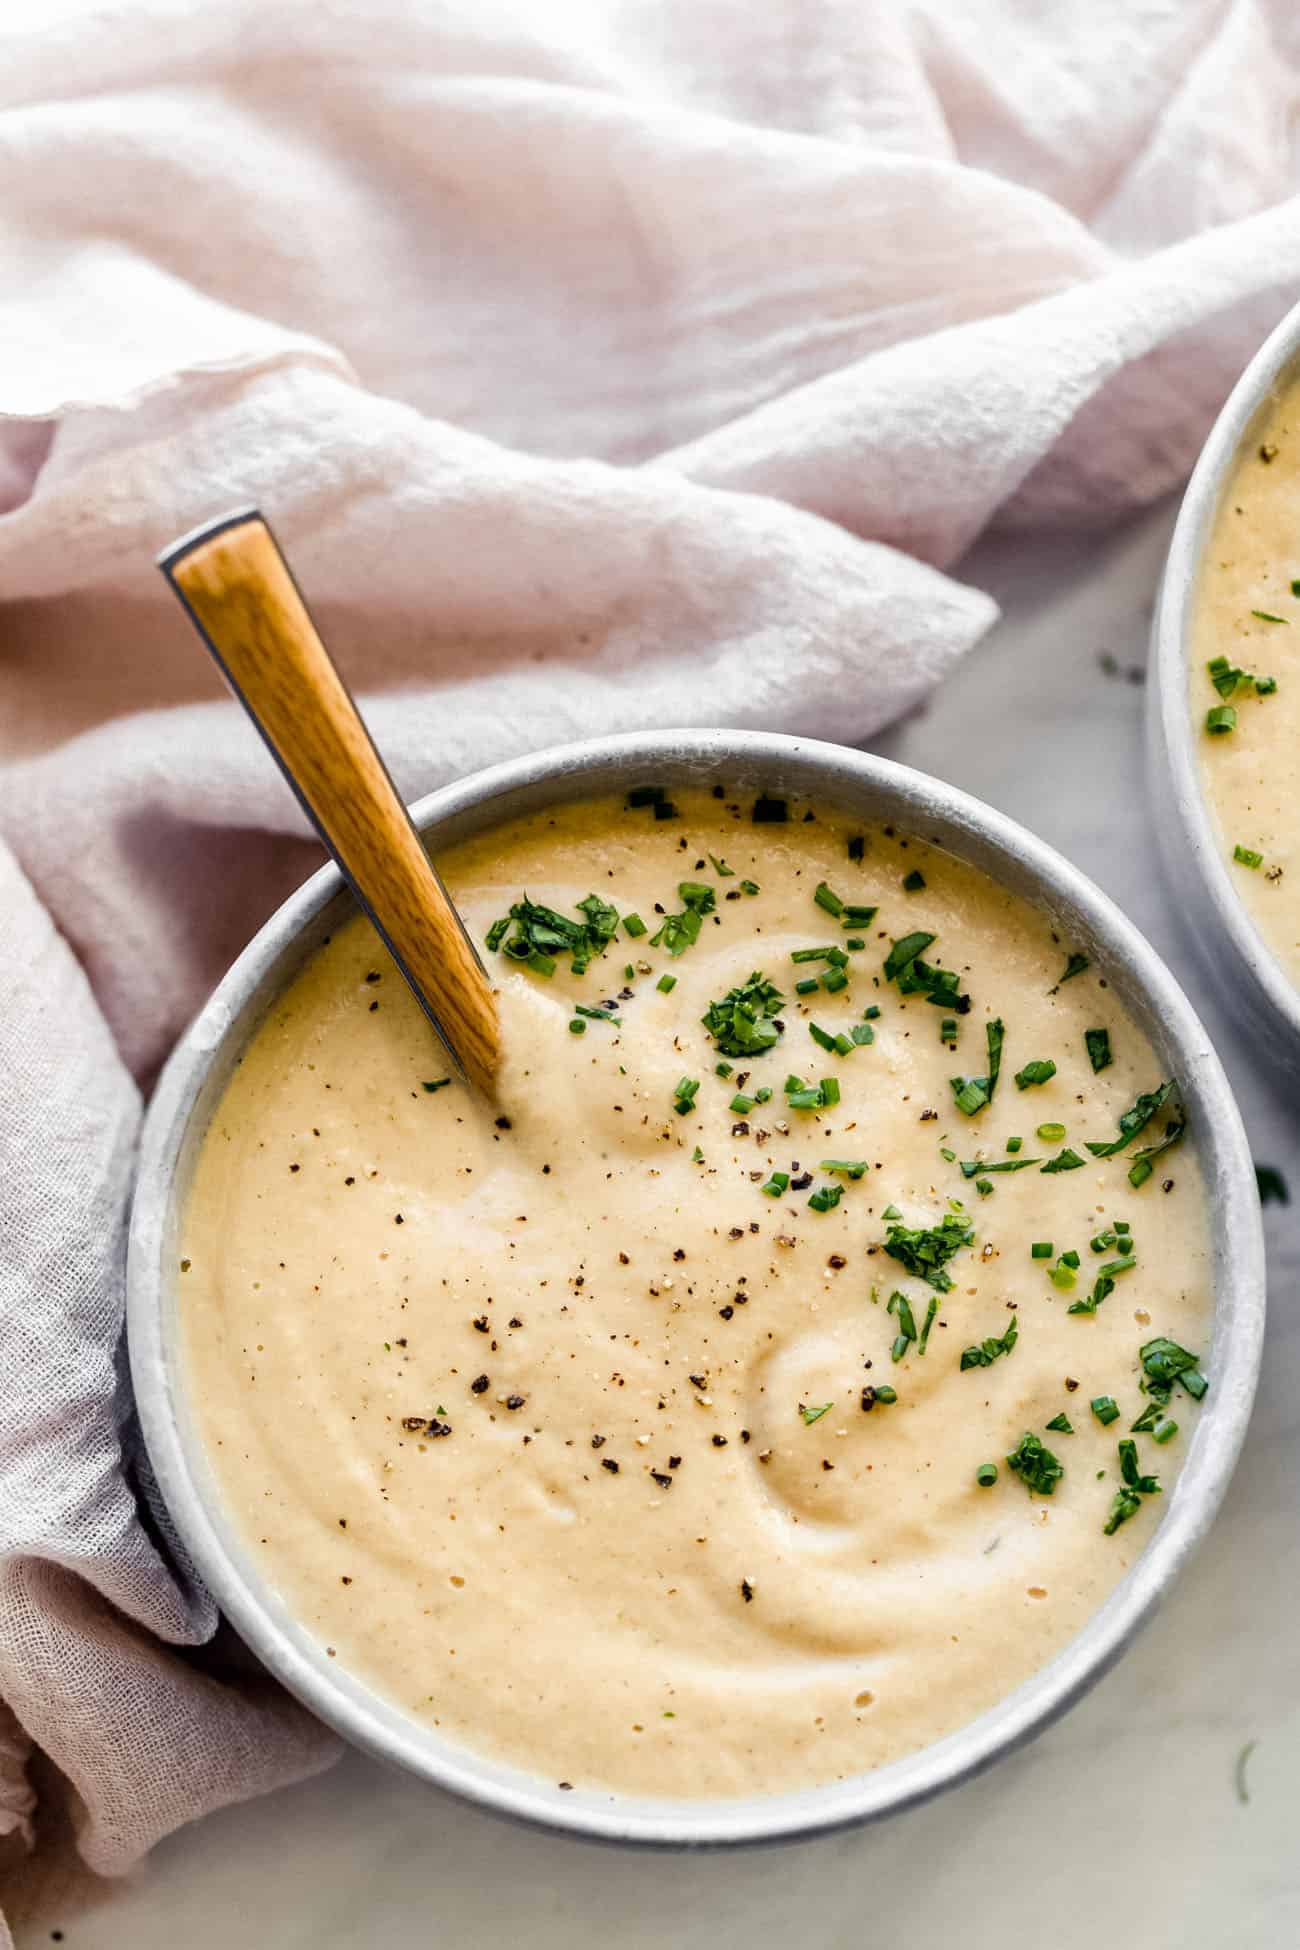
[25,501,1300,1948]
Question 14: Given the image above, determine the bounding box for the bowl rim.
[1151,294,1300,1046]
[127,726,1265,1849]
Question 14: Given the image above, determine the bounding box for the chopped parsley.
[1015,1058,1057,1089]
[709,854,735,877]
[489,893,621,973]
[1141,1336,1207,1400]
[1085,1080,1175,1157]
[960,1314,1018,1370]
[902,869,926,892]
[1045,1412,1073,1434]
[701,973,785,1057]
[959,1156,1041,1177]
[808,1183,843,1213]
[1006,1431,1064,1497]
[949,1017,1004,1116]
[761,1171,790,1197]
[1127,1114,1186,1187]
[1091,1395,1120,1426]
[1067,1253,1136,1316]
[1041,1147,1085,1173]
[1085,1027,1112,1073]
[800,1400,833,1425]
[883,931,970,1012]
[1049,952,1090,994]
[1103,1438,1161,1534]
[881,1211,975,1291]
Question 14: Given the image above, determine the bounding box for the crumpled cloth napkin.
[2,0,1299,1923]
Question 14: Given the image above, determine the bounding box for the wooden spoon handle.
[159,509,499,1092]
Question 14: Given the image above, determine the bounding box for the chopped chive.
[485,917,511,952]
[1127,1114,1186,1187]
[832,1032,854,1055]
[421,1078,452,1093]
[814,881,845,917]
[1045,1413,1073,1434]
[1234,843,1263,869]
[1091,1396,1121,1426]
[1006,1136,1023,1153]
[526,950,556,977]
[795,977,819,995]
[1152,1418,1179,1445]
[873,1385,897,1404]
[1067,1253,1137,1316]
[902,870,926,892]
[940,1145,956,1162]
[1036,1122,1067,1142]
[574,1002,620,1024]
[1031,1241,1053,1259]
[845,936,866,951]
[1049,952,1089,994]
[1090,1231,1114,1253]
[958,1157,1041,1177]
[842,904,877,926]
[657,973,677,994]
[672,1077,700,1115]
[959,1313,1019,1372]
[1206,704,1237,735]
[1048,1264,1076,1291]
[1251,609,1288,624]
[755,1086,772,1104]
[820,1159,868,1179]
[709,854,735,877]
[691,1145,704,1162]
[623,913,648,938]
[1041,1148,1085,1173]
[569,1018,586,1034]
[808,1021,836,1052]
[864,1005,881,1020]
[800,1400,833,1425]
[940,1016,958,1045]
[820,1076,841,1107]
[821,967,849,994]
[623,963,635,981]
[761,1171,790,1197]
[740,880,759,896]
[918,1296,939,1353]
[791,945,839,964]
[975,1463,998,1488]
[730,1093,755,1114]
[1257,674,1278,695]
[715,1061,734,1077]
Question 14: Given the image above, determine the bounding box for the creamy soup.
[1192,394,1300,983]
[181,787,1212,1800]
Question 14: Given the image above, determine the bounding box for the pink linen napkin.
[2,0,1299,1929]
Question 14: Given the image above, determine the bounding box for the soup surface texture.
[1192,392,1300,984]
[181,788,1211,1799]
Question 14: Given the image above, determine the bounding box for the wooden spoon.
[158,508,499,1092]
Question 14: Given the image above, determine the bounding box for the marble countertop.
[21,500,1299,1948]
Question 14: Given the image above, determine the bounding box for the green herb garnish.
[1141,1336,1207,1400]
[1045,1412,1073,1434]
[672,1077,700,1116]
[761,1171,790,1197]
[808,1182,843,1213]
[1091,1395,1120,1426]
[492,893,621,972]
[975,1463,998,1488]
[1251,609,1288,624]
[1049,952,1090,994]
[950,1018,1004,1116]
[1085,1080,1175,1158]
[1085,1028,1112,1074]
[814,881,844,917]
[1127,1115,1186,1187]
[421,1078,452,1093]
[1041,1147,1084,1173]
[1015,1058,1057,1089]
[960,1314,1018,1370]
[709,854,735,877]
[1206,705,1238,735]
[1256,1164,1289,1205]
[881,1211,975,1291]
[902,870,926,892]
[1006,1431,1064,1497]
[1067,1253,1136,1316]
[887,1290,919,1361]
[800,1400,833,1425]
[1233,843,1264,869]
[820,1159,868,1179]
[701,972,785,1057]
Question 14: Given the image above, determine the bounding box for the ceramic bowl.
[128,728,1264,1847]
[1149,298,1300,1056]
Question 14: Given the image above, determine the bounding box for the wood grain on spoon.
[159,509,499,1092]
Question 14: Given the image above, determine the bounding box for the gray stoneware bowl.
[1149,297,1300,1056]
[128,728,1264,1849]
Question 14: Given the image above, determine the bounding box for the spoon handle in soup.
[158,508,500,1093]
